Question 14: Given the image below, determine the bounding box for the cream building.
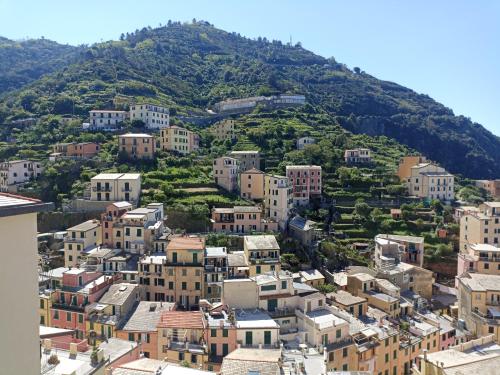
[0,193,52,375]
[344,148,372,164]
[229,150,260,172]
[264,174,292,230]
[129,103,169,129]
[240,168,265,200]
[89,110,127,129]
[64,219,102,267]
[476,179,500,199]
[408,163,455,201]
[209,119,236,141]
[0,159,43,192]
[213,156,239,192]
[243,235,281,276]
[90,173,141,203]
[460,202,500,252]
[159,126,199,154]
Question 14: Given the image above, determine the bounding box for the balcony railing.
[250,257,279,264]
[168,341,206,354]
[52,302,86,312]
[325,337,354,352]
[471,310,500,325]
[204,265,228,273]
[121,187,133,192]
[64,237,85,243]
[92,186,112,192]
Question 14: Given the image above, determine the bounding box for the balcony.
[325,337,354,352]
[92,186,112,192]
[269,307,295,318]
[204,265,228,273]
[167,261,203,267]
[52,302,86,312]
[168,340,206,354]
[121,187,133,192]
[64,236,85,243]
[250,257,279,265]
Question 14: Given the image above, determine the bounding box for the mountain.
[0,37,82,95]
[0,21,498,179]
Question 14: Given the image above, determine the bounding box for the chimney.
[69,342,78,356]
[43,339,52,351]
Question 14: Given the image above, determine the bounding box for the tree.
[353,67,361,74]
[354,200,371,221]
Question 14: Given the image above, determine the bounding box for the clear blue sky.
[1,0,499,135]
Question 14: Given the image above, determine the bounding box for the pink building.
[285,165,322,206]
[50,269,118,339]
[439,317,456,350]
[101,201,133,247]
[53,142,101,158]
[210,206,278,234]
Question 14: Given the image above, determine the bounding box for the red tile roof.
[157,311,205,329]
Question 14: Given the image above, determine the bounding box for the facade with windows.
[90,173,141,203]
[130,104,169,129]
[89,110,127,130]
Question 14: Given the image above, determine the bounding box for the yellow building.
[39,290,55,326]
[209,119,236,141]
[240,168,265,200]
[243,235,281,276]
[397,155,427,181]
[159,126,199,154]
[460,201,500,252]
[64,220,102,267]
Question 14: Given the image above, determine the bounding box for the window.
[343,347,348,357]
[256,266,261,274]
[264,331,271,345]
[54,310,59,319]
[222,343,228,356]
[261,285,277,291]
[40,299,44,309]
[223,329,228,337]
[281,281,287,289]
[195,282,201,290]
[128,333,134,341]
[245,331,253,346]
[343,364,348,371]
[385,353,389,363]
[336,329,341,338]
[385,338,389,347]
[178,352,184,361]
[393,349,397,359]
[182,282,187,290]
[66,312,72,322]
[78,314,83,324]
[211,329,217,337]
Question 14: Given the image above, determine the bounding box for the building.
[116,301,175,359]
[0,193,52,375]
[52,142,101,158]
[64,219,102,267]
[296,136,316,150]
[397,155,428,181]
[229,150,260,172]
[118,133,155,159]
[243,235,281,276]
[240,168,265,200]
[289,215,318,247]
[298,269,325,288]
[326,290,368,318]
[204,247,229,302]
[157,310,208,369]
[214,94,305,114]
[130,103,169,129]
[285,165,322,206]
[89,110,127,130]
[375,234,425,267]
[344,148,372,164]
[460,202,500,252]
[457,273,500,341]
[159,126,199,154]
[414,334,500,375]
[0,159,43,192]
[213,156,239,192]
[454,205,481,223]
[101,201,133,247]
[205,308,237,372]
[108,357,213,374]
[408,162,455,201]
[457,243,500,277]
[210,206,277,234]
[476,179,500,199]
[234,309,280,348]
[221,348,282,375]
[264,174,293,230]
[90,173,141,203]
[209,119,236,141]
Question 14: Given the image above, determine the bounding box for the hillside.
[0,21,498,178]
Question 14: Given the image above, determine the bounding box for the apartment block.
[476,179,500,199]
[229,150,260,172]
[264,174,292,230]
[460,202,500,252]
[285,165,322,206]
[296,136,315,150]
[209,119,236,141]
[89,110,127,130]
[240,168,265,200]
[52,142,100,158]
[205,308,238,372]
[457,243,500,277]
[234,309,280,348]
[0,193,52,375]
[344,148,372,164]
[64,219,102,267]
[159,126,199,154]
[101,201,133,247]
[0,159,43,192]
[408,162,455,201]
[211,206,277,234]
[130,103,169,129]
[243,235,281,276]
[375,234,425,267]
[204,247,229,302]
[90,173,141,203]
[118,133,155,159]
[213,156,238,192]
[397,155,427,181]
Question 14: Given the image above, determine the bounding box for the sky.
[0,0,499,135]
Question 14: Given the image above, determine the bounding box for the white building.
[296,137,316,150]
[0,160,43,192]
[408,163,455,201]
[89,110,127,130]
[130,103,170,129]
[90,173,141,203]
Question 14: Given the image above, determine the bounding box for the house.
[204,247,229,302]
[285,165,322,206]
[229,150,260,172]
[118,133,155,159]
[89,110,127,130]
[460,202,500,252]
[457,243,500,277]
[390,208,402,220]
[408,162,455,201]
[130,103,170,129]
[289,215,318,247]
[264,174,293,231]
[210,206,278,234]
[475,179,500,199]
[0,159,43,192]
[299,269,325,288]
[90,173,141,203]
[213,156,239,192]
[326,290,368,318]
[214,94,305,114]
[397,155,427,181]
[52,142,100,159]
[375,234,425,267]
[296,136,315,150]
[205,308,238,372]
[101,201,133,247]
[115,301,175,359]
[344,148,372,164]
[244,235,281,276]
[240,168,265,200]
[220,348,282,375]
[234,309,280,348]
[64,219,102,267]
[209,119,236,141]
[159,126,199,154]
[1,193,52,375]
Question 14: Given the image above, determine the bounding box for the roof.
[167,236,205,251]
[375,234,424,244]
[244,235,279,250]
[0,192,53,217]
[112,201,133,208]
[229,150,260,154]
[98,283,138,306]
[119,133,153,138]
[235,309,279,329]
[459,273,500,292]
[205,247,227,258]
[90,109,126,113]
[289,215,317,231]
[241,168,264,174]
[113,358,214,375]
[227,251,248,267]
[300,269,324,281]
[470,243,500,252]
[221,348,281,375]
[119,301,175,332]
[157,311,205,329]
[305,309,347,329]
[285,165,321,170]
[366,291,398,303]
[91,173,141,181]
[67,220,100,232]
[328,290,366,306]
[350,273,375,282]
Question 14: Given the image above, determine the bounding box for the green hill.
[0,21,498,178]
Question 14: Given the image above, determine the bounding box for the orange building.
[397,155,427,181]
[118,133,155,159]
[53,142,101,158]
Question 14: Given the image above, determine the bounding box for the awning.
[237,267,250,271]
[488,306,500,318]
